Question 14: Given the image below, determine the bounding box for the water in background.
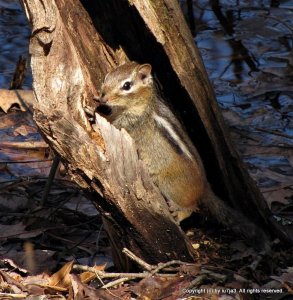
[0,0,31,89]
[182,0,293,190]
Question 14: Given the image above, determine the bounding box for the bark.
[20,0,289,268]
[20,0,196,268]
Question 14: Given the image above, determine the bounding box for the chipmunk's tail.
[203,186,270,252]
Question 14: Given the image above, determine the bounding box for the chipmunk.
[95,62,269,249]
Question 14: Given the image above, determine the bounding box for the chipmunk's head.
[95,62,154,119]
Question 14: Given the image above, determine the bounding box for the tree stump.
[20,0,288,269]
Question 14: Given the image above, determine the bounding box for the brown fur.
[96,62,269,250]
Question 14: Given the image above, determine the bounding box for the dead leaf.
[271,268,293,287]
[1,248,56,275]
[0,260,27,275]
[79,264,106,284]
[13,124,38,136]
[263,186,293,209]
[0,223,43,239]
[22,273,50,290]
[0,89,35,113]
[49,261,74,289]
[132,276,183,299]
[235,16,287,39]
[0,270,27,292]
[68,273,112,300]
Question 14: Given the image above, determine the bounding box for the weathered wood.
[78,0,269,222]
[80,0,286,238]
[20,0,290,268]
[21,0,196,268]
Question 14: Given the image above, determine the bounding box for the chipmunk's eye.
[121,81,132,91]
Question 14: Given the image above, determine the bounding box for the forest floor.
[0,105,291,300]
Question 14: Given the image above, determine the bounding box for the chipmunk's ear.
[137,64,152,82]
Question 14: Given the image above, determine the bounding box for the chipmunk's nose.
[94,92,109,104]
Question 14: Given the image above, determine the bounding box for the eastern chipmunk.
[95,62,269,249]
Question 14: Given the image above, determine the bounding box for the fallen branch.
[0,292,28,299]
[73,264,177,279]
[0,141,48,149]
[122,248,153,271]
